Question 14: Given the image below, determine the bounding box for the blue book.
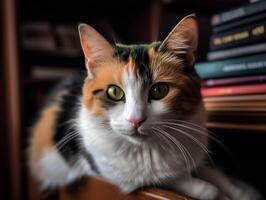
[195,53,266,80]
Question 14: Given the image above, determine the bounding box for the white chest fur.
[78,105,207,192]
[94,144,186,192]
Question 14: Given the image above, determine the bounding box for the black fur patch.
[51,72,99,173]
[114,44,154,85]
[133,46,152,85]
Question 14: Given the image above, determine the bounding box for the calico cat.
[29,15,262,200]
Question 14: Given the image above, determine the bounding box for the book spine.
[207,42,266,61]
[201,83,266,97]
[211,0,266,26]
[213,12,266,33]
[195,53,266,80]
[210,21,266,50]
[203,75,266,87]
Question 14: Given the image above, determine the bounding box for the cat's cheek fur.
[108,104,135,136]
[79,105,178,188]
[151,100,168,115]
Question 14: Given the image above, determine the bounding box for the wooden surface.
[60,178,193,200]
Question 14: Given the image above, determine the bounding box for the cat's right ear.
[78,24,114,73]
[159,15,198,66]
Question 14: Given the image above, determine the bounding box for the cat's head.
[78,15,203,144]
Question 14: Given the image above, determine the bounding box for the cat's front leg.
[32,149,93,188]
[196,166,263,200]
[169,177,224,200]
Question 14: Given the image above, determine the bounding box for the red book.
[201,83,266,97]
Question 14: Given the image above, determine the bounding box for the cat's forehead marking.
[148,47,156,60]
[115,43,161,85]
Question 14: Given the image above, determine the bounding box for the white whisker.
[56,130,80,151]
[156,123,213,166]
[158,119,228,152]
[152,126,194,176]
[159,124,209,151]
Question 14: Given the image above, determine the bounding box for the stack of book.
[195,0,266,131]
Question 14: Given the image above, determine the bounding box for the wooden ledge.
[60,178,193,200]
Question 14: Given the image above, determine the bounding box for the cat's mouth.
[132,132,149,138]
[123,130,150,142]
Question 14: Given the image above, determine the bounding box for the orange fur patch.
[148,48,156,60]
[29,104,60,177]
[29,90,69,178]
[150,51,183,83]
[83,60,124,116]
[124,55,136,74]
[149,51,201,115]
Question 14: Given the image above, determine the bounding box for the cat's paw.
[171,177,222,200]
[229,184,263,200]
[118,183,138,194]
[191,182,221,200]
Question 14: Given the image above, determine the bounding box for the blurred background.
[1,0,266,199]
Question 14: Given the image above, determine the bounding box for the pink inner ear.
[79,23,114,71]
[85,58,94,69]
[160,15,198,54]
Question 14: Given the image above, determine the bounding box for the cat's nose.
[127,117,146,129]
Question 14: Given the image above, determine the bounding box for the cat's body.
[29,16,262,200]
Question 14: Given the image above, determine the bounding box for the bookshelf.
[195,0,266,197]
[1,0,266,199]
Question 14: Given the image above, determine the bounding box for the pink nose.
[127,117,146,129]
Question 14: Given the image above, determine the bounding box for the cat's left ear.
[159,14,198,65]
[78,23,114,72]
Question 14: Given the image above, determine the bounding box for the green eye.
[149,83,169,100]
[107,85,124,101]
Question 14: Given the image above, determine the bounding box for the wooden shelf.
[60,178,193,200]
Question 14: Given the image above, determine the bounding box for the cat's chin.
[120,131,151,144]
